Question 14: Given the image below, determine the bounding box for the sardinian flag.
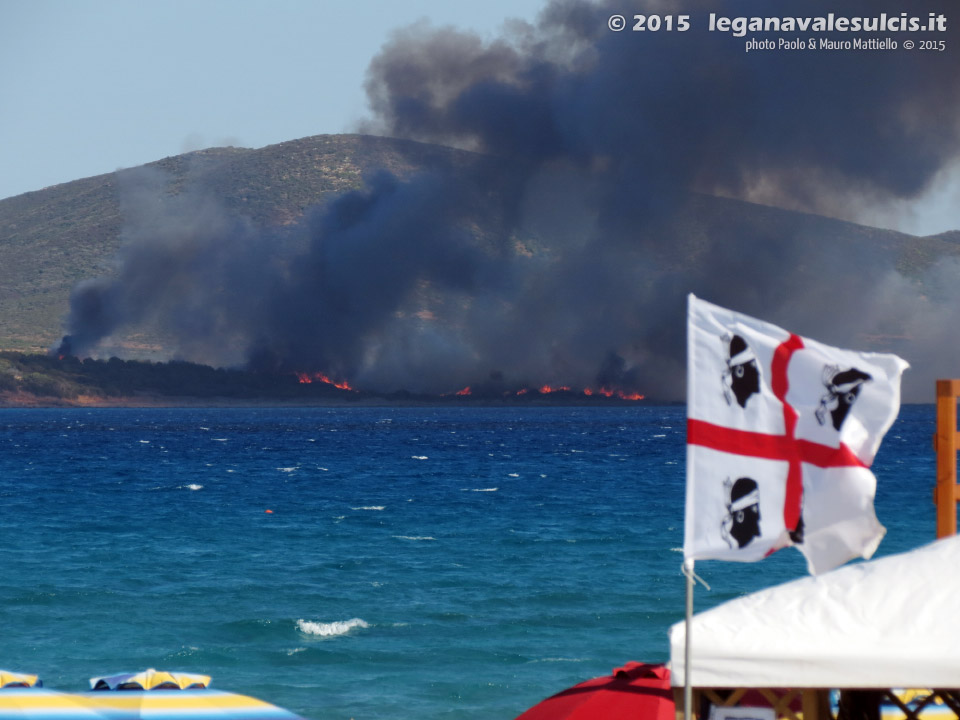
[685,294,908,575]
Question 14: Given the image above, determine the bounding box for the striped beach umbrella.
[80,689,304,720]
[0,672,40,690]
[89,671,210,692]
[0,689,109,720]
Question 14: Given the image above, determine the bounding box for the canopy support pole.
[684,558,695,720]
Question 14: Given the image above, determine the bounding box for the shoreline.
[0,389,667,409]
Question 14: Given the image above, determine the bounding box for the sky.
[0,0,543,197]
[1,0,958,236]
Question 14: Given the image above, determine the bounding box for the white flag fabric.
[685,294,909,575]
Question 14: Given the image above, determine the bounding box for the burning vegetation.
[442,383,644,401]
[295,372,355,392]
[5,348,646,406]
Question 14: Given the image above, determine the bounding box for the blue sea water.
[0,404,939,719]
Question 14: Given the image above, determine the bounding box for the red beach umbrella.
[515,662,674,720]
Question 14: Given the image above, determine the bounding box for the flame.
[583,387,615,397]
[582,387,644,401]
[455,386,472,396]
[507,385,645,400]
[295,371,354,391]
[538,385,571,394]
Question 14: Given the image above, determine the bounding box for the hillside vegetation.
[0,134,477,352]
[1,132,958,359]
[0,351,657,407]
[0,351,356,405]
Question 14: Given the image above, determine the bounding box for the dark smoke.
[60,0,960,400]
[365,0,960,215]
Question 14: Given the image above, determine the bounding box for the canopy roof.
[669,535,960,689]
[89,669,209,691]
[0,670,40,689]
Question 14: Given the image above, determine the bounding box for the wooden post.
[800,689,825,720]
[935,380,960,538]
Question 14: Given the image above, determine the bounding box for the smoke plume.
[60,0,960,400]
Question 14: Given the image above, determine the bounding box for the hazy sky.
[2,0,958,236]
[0,0,543,197]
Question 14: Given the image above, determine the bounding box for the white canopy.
[669,535,960,689]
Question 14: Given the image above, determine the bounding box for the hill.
[0,134,479,352]
[1,132,959,404]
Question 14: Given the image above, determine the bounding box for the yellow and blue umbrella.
[0,689,109,720]
[1,669,303,720]
[84,672,302,720]
[89,671,210,692]
[0,671,41,690]
[81,689,304,720]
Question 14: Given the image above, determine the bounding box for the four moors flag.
[685,294,909,575]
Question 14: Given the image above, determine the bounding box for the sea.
[0,404,939,719]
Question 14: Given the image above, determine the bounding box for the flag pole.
[683,558,694,720]
[684,294,695,720]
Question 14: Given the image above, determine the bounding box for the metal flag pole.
[682,559,709,720]
[683,558,694,720]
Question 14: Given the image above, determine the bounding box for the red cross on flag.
[685,294,909,575]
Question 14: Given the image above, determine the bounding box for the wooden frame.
[881,690,960,720]
[674,688,829,720]
[674,688,960,720]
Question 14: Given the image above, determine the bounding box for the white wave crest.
[352,506,385,511]
[277,467,298,472]
[393,535,436,541]
[411,455,429,460]
[462,487,498,492]
[186,484,203,491]
[297,618,370,637]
